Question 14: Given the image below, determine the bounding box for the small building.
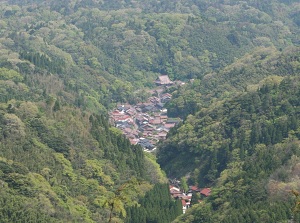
[156,102,164,109]
[117,105,130,112]
[166,118,181,125]
[164,123,176,129]
[143,105,156,113]
[138,138,155,150]
[160,115,168,121]
[129,138,138,145]
[124,128,133,134]
[200,188,211,197]
[170,186,182,198]
[155,75,173,85]
[149,117,162,125]
[158,131,168,140]
[111,110,125,119]
[125,108,136,116]
[181,199,190,214]
[148,96,160,104]
[189,185,200,193]
[115,116,133,123]
[140,123,155,132]
[161,96,171,103]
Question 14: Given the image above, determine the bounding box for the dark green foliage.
[174,203,215,223]
[53,99,60,112]
[125,184,182,223]
[29,118,70,156]
[190,191,200,207]
[19,51,64,74]
[89,114,146,178]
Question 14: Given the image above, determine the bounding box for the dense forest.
[125,184,182,223]
[0,67,166,221]
[164,75,300,222]
[158,30,300,223]
[0,0,299,222]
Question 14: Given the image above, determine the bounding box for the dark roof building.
[138,138,155,150]
[156,103,164,109]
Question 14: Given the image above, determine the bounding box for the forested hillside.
[166,46,300,118]
[158,51,300,222]
[0,64,180,222]
[168,77,300,222]
[0,68,153,222]
[1,0,299,102]
[125,184,182,223]
[0,0,299,222]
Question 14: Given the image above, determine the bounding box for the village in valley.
[109,75,181,152]
[109,75,211,213]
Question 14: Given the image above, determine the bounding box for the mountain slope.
[0,66,172,222]
[158,52,300,222]
[166,46,300,118]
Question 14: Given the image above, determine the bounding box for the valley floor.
[109,80,182,152]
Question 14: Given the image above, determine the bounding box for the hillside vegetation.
[0,0,299,109]
[158,49,300,222]
[0,0,299,222]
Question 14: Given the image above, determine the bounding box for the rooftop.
[200,188,211,197]
[155,75,173,85]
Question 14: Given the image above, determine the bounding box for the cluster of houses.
[109,75,181,152]
[169,185,211,214]
[110,75,210,214]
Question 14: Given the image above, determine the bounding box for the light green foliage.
[3,113,26,139]
[0,0,297,98]
[83,159,114,186]
[144,153,167,184]
[15,101,39,119]
[66,197,94,223]
[54,153,77,182]
[84,95,106,113]
[167,46,300,121]
[0,68,23,82]
[105,178,144,221]
[180,176,189,192]
[109,127,123,137]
